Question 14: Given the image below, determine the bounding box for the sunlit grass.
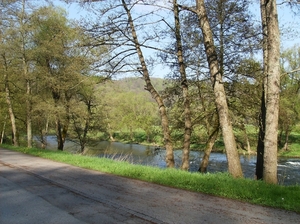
[278,132,300,157]
[2,144,300,213]
[279,143,300,157]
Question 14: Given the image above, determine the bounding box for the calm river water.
[42,137,300,186]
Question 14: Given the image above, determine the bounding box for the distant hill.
[115,77,165,93]
[94,77,167,102]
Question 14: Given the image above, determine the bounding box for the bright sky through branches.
[57,1,300,47]
[46,0,300,78]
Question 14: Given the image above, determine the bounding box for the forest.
[1,0,300,184]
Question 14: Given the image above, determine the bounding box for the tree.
[186,0,243,178]
[0,1,25,146]
[80,0,175,167]
[178,0,259,172]
[32,6,90,150]
[68,77,105,154]
[19,0,34,148]
[1,53,19,146]
[172,0,192,170]
[122,0,175,167]
[258,0,281,184]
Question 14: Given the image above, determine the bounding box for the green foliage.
[95,78,161,143]
[0,3,106,150]
[278,45,300,149]
[5,145,300,213]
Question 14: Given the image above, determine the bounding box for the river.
[40,136,300,186]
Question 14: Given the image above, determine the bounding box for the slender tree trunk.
[2,55,19,146]
[106,113,115,141]
[20,0,32,148]
[281,129,289,151]
[26,77,32,148]
[53,92,67,151]
[122,0,175,167]
[5,84,18,146]
[81,119,90,153]
[199,121,219,173]
[256,0,268,180]
[41,118,49,149]
[56,119,64,151]
[240,123,251,154]
[278,129,283,146]
[262,0,280,184]
[196,77,219,172]
[1,115,7,144]
[196,0,243,178]
[80,101,92,153]
[256,90,266,180]
[173,0,192,171]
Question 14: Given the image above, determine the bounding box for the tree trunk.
[80,102,91,153]
[122,0,175,168]
[173,0,192,171]
[240,123,251,154]
[196,0,243,178]
[106,113,115,141]
[256,90,266,180]
[2,55,19,146]
[56,119,64,151]
[281,129,289,151]
[199,123,219,173]
[41,118,49,149]
[262,0,280,184]
[26,79,32,148]
[21,0,32,148]
[256,0,268,180]
[1,115,7,144]
[196,77,219,173]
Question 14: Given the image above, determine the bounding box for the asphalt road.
[1,148,300,224]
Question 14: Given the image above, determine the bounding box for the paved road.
[1,148,300,224]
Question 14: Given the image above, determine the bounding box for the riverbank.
[2,144,300,213]
[112,136,300,158]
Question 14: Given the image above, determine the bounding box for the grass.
[278,132,300,158]
[2,144,300,213]
[279,143,300,157]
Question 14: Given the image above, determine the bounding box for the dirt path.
[1,148,299,224]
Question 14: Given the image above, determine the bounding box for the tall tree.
[121,0,175,167]
[259,0,281,184]
[81,0,175,167]
[194,0,243,178]
[1,54,19,146]
[32,6,89,150]
[0,1,23,146]
[173,0,192,170]
[19,0,33,148]
[182,0,259,172]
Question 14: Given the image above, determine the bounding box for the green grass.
[278,132,300,158]
[2,144,300,213]
[279,143,300,157]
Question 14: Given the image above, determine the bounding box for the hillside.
[115,77,165,93]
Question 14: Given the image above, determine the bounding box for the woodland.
[1,0,300,184]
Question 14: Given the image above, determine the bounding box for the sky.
[47,0,300,78]
[56,1,300,48]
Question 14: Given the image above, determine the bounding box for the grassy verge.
[2,144,300,213]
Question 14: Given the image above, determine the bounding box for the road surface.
[1,148,299,224]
